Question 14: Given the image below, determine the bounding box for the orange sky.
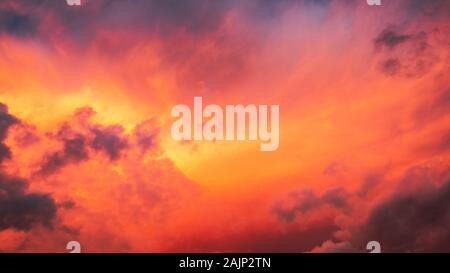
[0,0,449,252]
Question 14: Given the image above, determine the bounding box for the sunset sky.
[0,0,449,252]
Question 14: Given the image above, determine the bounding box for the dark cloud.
[0,103,19,163]
[0,103,19,141]
[322,187,349,209]
[275,166,450,252]
[0,104,57,231]
[375,29,411,50]
[63,134,89,161]
[376,29,440,78]
[0,9,36,38]
[341,166,450,253]
[355,180,450,252]
[0,144,11,164]
[274,190,320,221]
[38,133,89,175]
[90,125,128,161]
[0,174,56,231]
[36,107,160,175]
[381,58,401,76]
[274,187,350,222]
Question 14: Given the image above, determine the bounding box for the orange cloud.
[0,0,449,252]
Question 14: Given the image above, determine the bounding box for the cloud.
[322,187,349,209]
[358,172,383,197]
[0,0,449,252]
[0,174,57,231]
[37,107,129,175]
[0,0,233,46]
[90,125,128,161]
[273,165,450,252]
[0,104,58,233]
[274,187,350,222]
[380,58,401,76]
[0,101,198,251]
[375,28,441,78]
[38,133,89,176]
[355,177,450,252]
[0,103,18,163]
[375,29,411,50]
[132,119,160,155]
[0,9,36,38]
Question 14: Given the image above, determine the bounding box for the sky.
[0,0,449,252]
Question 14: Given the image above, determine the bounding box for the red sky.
[0,0,449,252]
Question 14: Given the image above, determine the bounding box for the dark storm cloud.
[36,106,160,175]
[90,126,128,161]
[0,174,57,231]
[0,103,18,140]
[0,103,58,232]
[274,187,350,222]
[38,133,89,176]
[37,112,129,175]
[297,166,450,253]
[356,180,450,252]
[0,103,19,163]
[0,144,11,164]
[350,166,450,252]
[0,9,36,38]
[63,134,89,161]
[375,29,411,50]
